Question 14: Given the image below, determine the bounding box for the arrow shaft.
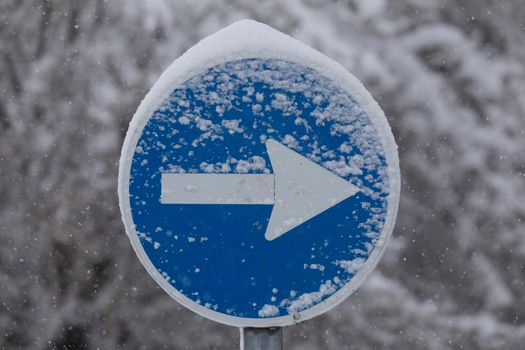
[161,173,275,205]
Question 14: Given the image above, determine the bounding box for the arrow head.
[264,139,360,241]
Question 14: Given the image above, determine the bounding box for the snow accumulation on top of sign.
[120,20,398,185]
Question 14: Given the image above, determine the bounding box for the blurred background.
[1,0,525,349]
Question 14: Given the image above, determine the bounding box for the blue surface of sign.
[119,20,399,328]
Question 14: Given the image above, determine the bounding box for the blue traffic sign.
[119,20,400,327]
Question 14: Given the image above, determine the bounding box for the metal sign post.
[241,328,283,350]
[119,20,400,348]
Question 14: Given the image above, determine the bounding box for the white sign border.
[118,20,400,328]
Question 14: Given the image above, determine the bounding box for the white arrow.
[161,139,360,241]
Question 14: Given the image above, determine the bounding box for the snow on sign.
[118,20,400,328]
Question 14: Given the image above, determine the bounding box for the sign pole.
[240,327,283,350]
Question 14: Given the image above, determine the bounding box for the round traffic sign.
[119,20,400,327]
